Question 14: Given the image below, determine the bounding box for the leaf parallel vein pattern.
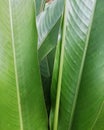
[68,0,96,129]
[53,0,97,130]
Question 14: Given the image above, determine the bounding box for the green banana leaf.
[0,0,48,130]
[50,0,104,130]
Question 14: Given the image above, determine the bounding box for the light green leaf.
[0,0,48,130]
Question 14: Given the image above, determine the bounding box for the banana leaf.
[0,0,48,130]
[50,0,104,130]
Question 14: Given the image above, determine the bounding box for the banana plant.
[0,0,104,130]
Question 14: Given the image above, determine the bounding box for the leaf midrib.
[53,0,67,130]
[9,0,23,130]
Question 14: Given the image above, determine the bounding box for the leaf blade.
[0,0,48,130]
[72,0,104,129]
[50,0,97,130]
